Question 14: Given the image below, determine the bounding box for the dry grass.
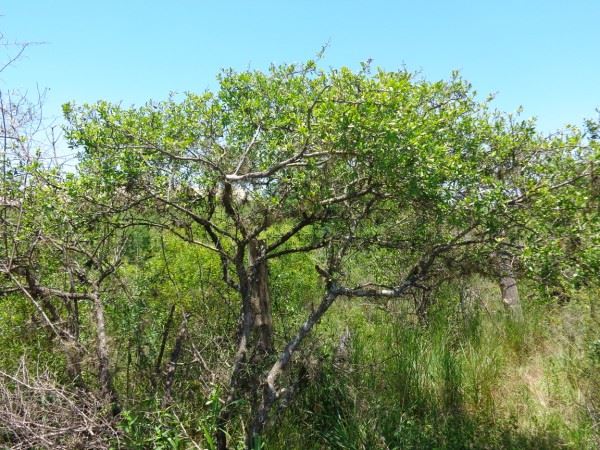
[0,358,120,450]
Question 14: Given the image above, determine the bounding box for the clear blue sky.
[1,0,599,134]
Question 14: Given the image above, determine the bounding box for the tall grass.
[268,279,599,449]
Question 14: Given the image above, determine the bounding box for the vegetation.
[0,58,598,449]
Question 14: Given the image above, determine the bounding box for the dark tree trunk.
[415,288,431,325]
[216,239,274,450]
[155,304,176,377]
[163,312,188,406]
[248,239,273,354]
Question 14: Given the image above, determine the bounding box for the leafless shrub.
[0,359,121,449]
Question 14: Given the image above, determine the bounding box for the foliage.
[0,61,598,448]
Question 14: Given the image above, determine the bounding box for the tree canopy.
[1,61,598,449]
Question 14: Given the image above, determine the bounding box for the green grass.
[267,279,600,449]
[103,278,599,449]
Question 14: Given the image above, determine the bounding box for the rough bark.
[499,274,523,320]
[495,253,523,320]
[248,239,274,354]
[216,240,274,450]
[91,288,118,408]
[415,289,431,325]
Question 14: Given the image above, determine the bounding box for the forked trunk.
[216,239,274,450]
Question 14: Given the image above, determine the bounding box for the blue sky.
[1,0,599,134]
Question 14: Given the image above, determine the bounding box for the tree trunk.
[163,312,188,406]
[498,272,523,321]
[415,288,431,326]
[248,239,273,354]
[492,252,523,320]
[155,304,176,377]
[91,289,118,408]
[216,240,274,450]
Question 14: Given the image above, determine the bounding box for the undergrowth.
[267,280,599,449]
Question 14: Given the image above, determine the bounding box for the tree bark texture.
[248,239,274,354]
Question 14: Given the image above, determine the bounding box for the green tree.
[58,62,597,449]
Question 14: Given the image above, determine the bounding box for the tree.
[0,32,127,448]
[59,62,597,448]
